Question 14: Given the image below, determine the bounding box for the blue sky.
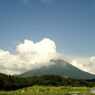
[0,0,95,56]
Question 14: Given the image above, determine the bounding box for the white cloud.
[70,56,95,74]
[0,38,57,75]
[0,38,95,75]
[90,56,95,64]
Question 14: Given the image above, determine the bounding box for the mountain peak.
[20,59,95,79]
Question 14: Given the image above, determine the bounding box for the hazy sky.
[0,0,95,56]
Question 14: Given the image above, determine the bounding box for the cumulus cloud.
[0,38,57,75]
[70,56,95,74]
[0,38,95,75]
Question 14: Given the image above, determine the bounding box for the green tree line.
[0,73,95,90]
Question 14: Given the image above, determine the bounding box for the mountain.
[20,59,95,79]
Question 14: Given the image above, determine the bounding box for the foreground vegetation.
[0,73,95,91]
[0,73,95,94]
[0,86,95,95]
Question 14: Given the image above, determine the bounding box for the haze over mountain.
[20,59,95,79]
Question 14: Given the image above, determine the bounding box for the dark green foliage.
[0,73,95,91]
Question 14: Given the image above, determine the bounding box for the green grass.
[0,86,94,95]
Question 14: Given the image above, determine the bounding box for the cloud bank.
[0,38,57,74]
[0,38,95,75]
[70,56,95,74]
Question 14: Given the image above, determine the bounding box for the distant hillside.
[20,59,95,79]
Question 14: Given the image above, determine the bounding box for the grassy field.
[0,86,94,95]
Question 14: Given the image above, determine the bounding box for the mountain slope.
[20,59,95,79]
